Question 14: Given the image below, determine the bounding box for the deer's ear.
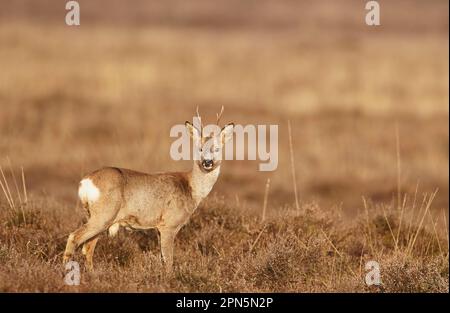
[185,121,200,140]
[220,123,234,144]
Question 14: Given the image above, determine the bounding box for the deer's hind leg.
[63,218,109,263]
[82,236,99,271]
[64,205,119,264]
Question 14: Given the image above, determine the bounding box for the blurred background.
[0,0,448,216]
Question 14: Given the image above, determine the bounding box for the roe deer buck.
[63,107,234,272]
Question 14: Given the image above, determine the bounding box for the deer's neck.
[189,164,220,206]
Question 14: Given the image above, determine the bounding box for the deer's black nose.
[202,159,213,168]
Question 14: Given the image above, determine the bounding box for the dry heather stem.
[287,120,300,210]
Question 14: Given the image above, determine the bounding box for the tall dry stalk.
[261,178,270,222]
[287,120,300,210]
[0,162,28,225]
[395,123,401,210]
[407,189,438,256]
[362,196,375,255]
[427,209,443,258]
[443,209,449,250]
[249,224,267,254]
[442,209,449,261]
[8,157,22,205]
[0,165,15,210]
[320,228,356,277]
[394,123,406,251]
[406,181,421,242]
[21,166,28,204]
[382,205,398,250]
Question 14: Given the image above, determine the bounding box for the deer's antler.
[216,105,224,127]
[195,105,203,137]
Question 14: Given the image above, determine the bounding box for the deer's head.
[185,106,234,173]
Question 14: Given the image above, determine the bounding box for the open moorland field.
[0,0,448,292]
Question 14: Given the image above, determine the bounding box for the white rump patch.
[78,178,100,204]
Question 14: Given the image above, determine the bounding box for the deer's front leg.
[159,228,177,273]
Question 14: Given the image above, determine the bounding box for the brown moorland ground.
[0,0,448,292]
